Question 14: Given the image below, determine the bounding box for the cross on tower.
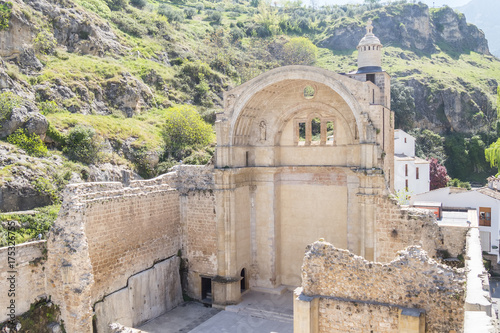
[366,19,373,35]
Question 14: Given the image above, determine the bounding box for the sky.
[314,0,471,7]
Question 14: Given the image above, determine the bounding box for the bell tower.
[357,19,383,72]
[347,19,390,109]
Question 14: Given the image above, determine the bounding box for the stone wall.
[375,196,446,262]
[318,299,400,333]
[182,190,217,298]
[44,166,216,333]
[85,188,181,301]
[94,256,182,333]
[0,241,47,323]
[441,225,468,258]
[300,241,465,332]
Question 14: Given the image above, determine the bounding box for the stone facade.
[297,241,465,332]
[213,63,394,306]
[0,240,47,323]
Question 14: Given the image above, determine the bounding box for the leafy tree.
[105,0,127,11]
[485,138,500,175]
[130,0,146,9]
[429,158,450,190]
[391,81,415,131]
[184,7,196,19]
[162,105,214,158]
[63,126,102,164]
[409,128,446,163]
[281,37,318,66]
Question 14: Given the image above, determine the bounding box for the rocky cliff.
[319,3,497,135]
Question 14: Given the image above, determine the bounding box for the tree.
[485,138,500,175]
[409,128,446,163]
[281,37,317,66]
[391,80,415,131]
[162,105,214,158]
[429,158,450,190]
[63,126,102,164]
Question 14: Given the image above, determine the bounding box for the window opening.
[298,122,306,144]
[479,207,492,227]
[303,86,315,99]
[416,167,419,180]
[405,164,408,177]
[326,121,334,145]
[405,179,408,190]
[366,74,375,84]
[245,151,249,167]
[311,118,321,144]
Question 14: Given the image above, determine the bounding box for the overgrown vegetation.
[0,91,22,127]
[6,129,48,157]
[0,204,60,246]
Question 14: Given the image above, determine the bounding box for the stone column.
[213,169,241,306]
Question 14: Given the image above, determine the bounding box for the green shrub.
[33,30,57,55]
[111,13,148,36]
[0,1,12,31]
[183,147,213,165]
[39,101,65,115]
[75,0,111,18]
[281,37,317,65]
[130,0,146,9]
[447,178,471,190]
[63,126,102,164]
[0,91,23,127]
[208,10,222,24]
[32,177,59,203]
[105,0,127,11]
[184,7,196,19]
[156,158,178,175]
[6,129,48,157]
[46,123,66,146]
[162,105,214,156]
[0,204,60,246]
[158,5,184,23]
[195,3,204,13]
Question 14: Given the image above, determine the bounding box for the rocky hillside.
[0,0,498,216]
[457,0,500,58]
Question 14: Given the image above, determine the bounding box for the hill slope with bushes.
[0,0,499,214]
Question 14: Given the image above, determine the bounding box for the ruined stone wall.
[318,299,400,333]
[182,190,217,298]
[0,241,47,323]
[301,241,465,332]
[45,166,215,332]
[375,196,445,262]
[94,256,182,333]
[85,188,181,302]
[441,225,468,258]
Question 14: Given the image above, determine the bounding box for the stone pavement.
[136,290,294,333]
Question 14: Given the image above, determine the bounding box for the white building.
[394,129,430,195]
[411,179,500,260]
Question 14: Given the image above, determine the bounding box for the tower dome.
[357,20,382,73]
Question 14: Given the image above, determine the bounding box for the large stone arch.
[226,65,368,147]
[213,65,393,306]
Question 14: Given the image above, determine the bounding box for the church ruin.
[0,21,495,333]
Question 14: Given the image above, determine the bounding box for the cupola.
[357,19,383,73]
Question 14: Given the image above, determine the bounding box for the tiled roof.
[476,187,500,201]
